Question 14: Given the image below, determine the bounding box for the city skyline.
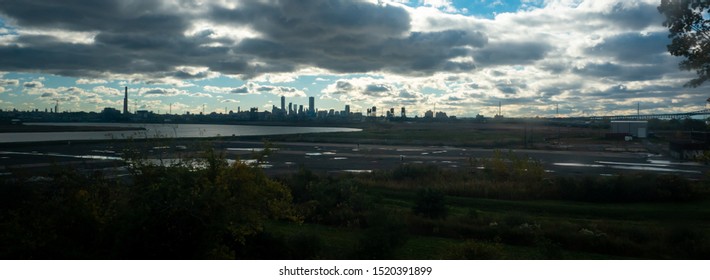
[0,0,709,118]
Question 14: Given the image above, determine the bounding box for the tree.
[658,0,710,87]
[412,188,448,219]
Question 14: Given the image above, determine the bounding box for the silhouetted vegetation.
[412,188,448,219]
[1,148,709,259]
[0,149,295,259]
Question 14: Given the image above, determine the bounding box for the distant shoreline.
[0,124,146,133]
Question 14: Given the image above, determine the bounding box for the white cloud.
[420,0,461,13]
[76,78,109,84]
[0,79,19,87]
[138,87,190,97]
[204,82,306,97]
[92,86,121,96]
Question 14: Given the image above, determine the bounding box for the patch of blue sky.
[0,17,16,33]
[400,0,543,18]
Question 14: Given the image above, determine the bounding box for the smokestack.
[123,86,129,114]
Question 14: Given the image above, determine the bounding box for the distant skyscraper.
[345,105,350,116]
[308,96,315,115]
[281,96,285,112]
[123,86,128,114]
[401,107,406,118]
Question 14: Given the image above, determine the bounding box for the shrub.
[353,210,409,259]
[447,240,506,260]
[412,188,448,220]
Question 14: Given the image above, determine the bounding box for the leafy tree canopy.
[658,0,710,87]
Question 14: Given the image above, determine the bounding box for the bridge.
[589,109,710,120]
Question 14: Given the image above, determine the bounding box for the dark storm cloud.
[572,62,669,81]
[0,0,490,79]
[0,0,187,33]
[586,32,669,63]
[224,3,487,75]
[209,0,411,42]
[600,2,664,30]
[473,41,551,66]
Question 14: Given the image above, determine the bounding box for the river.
[0,123,361,143]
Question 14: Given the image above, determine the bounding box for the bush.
[0,148,296,259]
[447,240,506,260]
[353,210,409,259]
[412,188,448,220]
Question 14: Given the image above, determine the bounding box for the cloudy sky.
[0,0,707,117]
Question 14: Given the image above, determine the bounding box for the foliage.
[446,240,506,260]
[555,173,698,203]
[0,148,295,259]
[412,188,448,219]
[283,170,371,227]
[658,0,710,87]
[353,210,409,259]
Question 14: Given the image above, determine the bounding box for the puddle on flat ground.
[596,161,668,167]
[608,165,701,174]
[553,162,604,168]
[341,170,372,173]
[647,160,703,166]
[227,148,279,152]
[396,148,424,152]
[91,150,116,154]
[554,161,701,174]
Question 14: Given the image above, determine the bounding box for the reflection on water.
[0,123,361,143]
[0,151,123,161]
[553,162,604,168]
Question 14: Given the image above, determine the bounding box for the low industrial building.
[609,120,648,138]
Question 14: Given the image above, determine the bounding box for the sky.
[0,0,708,118]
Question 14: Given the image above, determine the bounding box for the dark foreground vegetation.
[1,150,709,259]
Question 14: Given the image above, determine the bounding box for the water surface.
[0,123,361,143]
